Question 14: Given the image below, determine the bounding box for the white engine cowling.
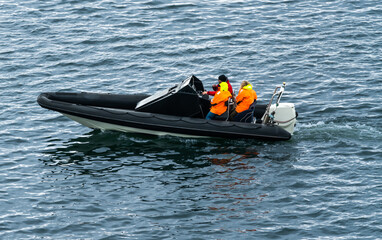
[267,103,297,135]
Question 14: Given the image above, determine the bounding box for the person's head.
[218,75,227,83]
[219,82,229,92]
[240,80,252,89]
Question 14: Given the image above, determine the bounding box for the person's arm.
[253,90,258,101]
[211,93,226,106]
[236,91,245,105]
[228,84,233,95]
[202,91,216,96]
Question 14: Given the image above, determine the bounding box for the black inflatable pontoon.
[37,75,292,140]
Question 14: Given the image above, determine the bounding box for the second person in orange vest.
[205,82,232,120]
[229,80,257,121]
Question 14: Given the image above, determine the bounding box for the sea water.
[1,0,381,239]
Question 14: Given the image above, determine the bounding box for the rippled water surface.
[1,0,381,239]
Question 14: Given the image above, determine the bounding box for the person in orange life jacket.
[229,80,257,121]
[205,82,232,120]
[202,75,233,96]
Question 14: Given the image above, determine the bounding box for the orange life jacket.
[210,90,232,115]
[235,88,257,113]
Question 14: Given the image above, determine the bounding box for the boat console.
[135,75,211,118]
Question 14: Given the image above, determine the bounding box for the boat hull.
[37,92,291,141]
[63,113,209,138]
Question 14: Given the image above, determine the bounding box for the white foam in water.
[298,120,382,141]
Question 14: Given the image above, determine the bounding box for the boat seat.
[253,103,266,124]
[233,100,257,123]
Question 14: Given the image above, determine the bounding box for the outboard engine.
[262,83,297,134]
[268,103,297,135]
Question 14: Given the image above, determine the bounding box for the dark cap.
[218,75,227,82]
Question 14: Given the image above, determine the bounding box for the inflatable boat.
[37,75,297,141]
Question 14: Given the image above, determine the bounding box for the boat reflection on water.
[40,128,297,174]
[41,130,213,171]
[40,130,262,172]
[206,151,282,233]
[39,129,299,234]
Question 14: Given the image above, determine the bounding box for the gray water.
[1,0,381,239]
